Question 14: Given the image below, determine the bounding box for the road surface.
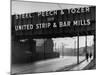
[11,56,85,74]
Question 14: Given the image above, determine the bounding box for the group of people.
[86,53,92,62]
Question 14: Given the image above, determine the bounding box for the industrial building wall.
[36,39,59,60]
[11,38,36,64]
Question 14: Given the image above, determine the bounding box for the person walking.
[89,53,92,59]
[86,53,89,62]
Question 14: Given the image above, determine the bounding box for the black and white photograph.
[11,0,96,75]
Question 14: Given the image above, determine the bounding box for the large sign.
[12,6,96,38]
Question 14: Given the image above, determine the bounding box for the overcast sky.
[53,36,93,49]
[12,0,94,48]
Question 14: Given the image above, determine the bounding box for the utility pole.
[44,39,45,59]
[74,39,76,55]
[61,42,65,57]
[77,33,79,64]
[85,35,87,55]
[94,33,96,59]
[55,42,56,52]
[62,43,63,57]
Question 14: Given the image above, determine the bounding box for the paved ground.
[57,56,94,71]
[11,56,85,74]
[70,57,94,71]
[82,58,96,70]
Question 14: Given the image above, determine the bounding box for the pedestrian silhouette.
[89,53,92,59]
[86,53,89,62]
